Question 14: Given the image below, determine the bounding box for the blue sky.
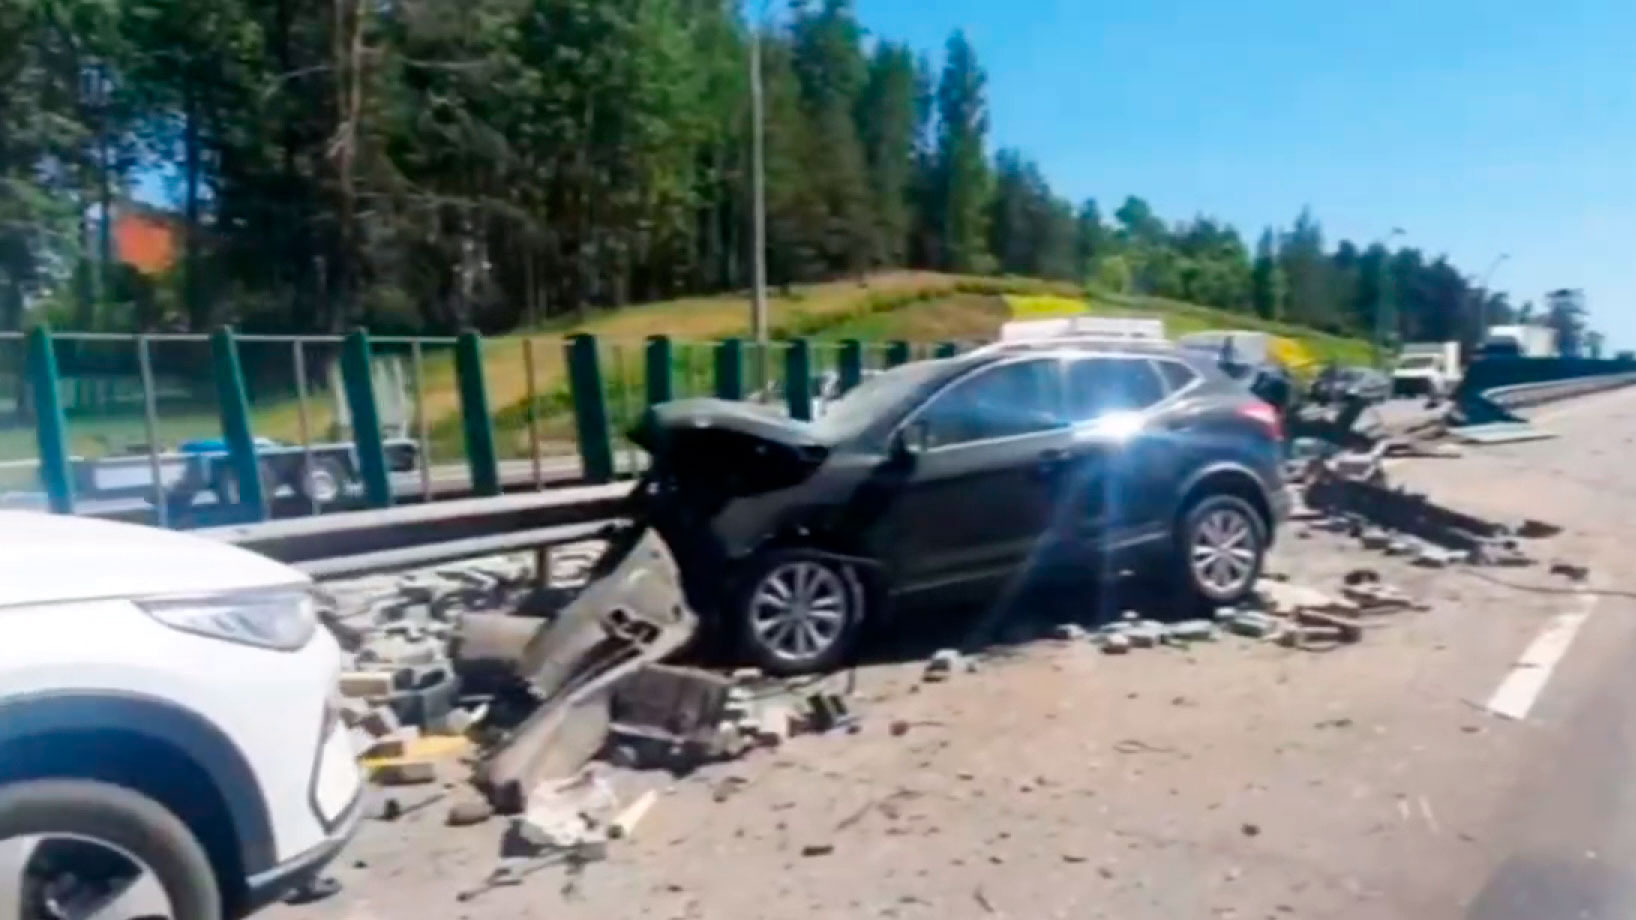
[857,0,1636,347]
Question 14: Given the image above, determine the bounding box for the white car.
[0,511,361,920]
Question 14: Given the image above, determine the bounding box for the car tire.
[295,458,348,506]
[212,463,277,506]
[731,550,864,676]
[1176,493,1267,608]
[0,779,221,920]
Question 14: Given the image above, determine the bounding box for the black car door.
[882,357,1073,593]
[1059,356,1183,557]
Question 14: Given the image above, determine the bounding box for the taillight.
[1239,400,1283,441]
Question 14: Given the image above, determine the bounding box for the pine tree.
[932,30,991,273]
[1250,228,1286,320]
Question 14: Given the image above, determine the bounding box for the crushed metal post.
[474,529,698,814]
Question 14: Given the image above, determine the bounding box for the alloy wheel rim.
[1190,508,1257,594]
[748,562,848,662]
[0,834,174,920]
[306,467,340,504]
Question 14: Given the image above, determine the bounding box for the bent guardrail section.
[1452,356,1636,426]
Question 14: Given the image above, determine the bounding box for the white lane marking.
[1486,589,1598,720]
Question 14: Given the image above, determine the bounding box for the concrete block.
[337,699,371,728]
[747,702,796,747]
[1226,611,1280,638]
[446,798,495,827]
[612,665,731,738]
[1125,622,1162,649]
[1165,620,1217,642]
[1052,623,1090,641]
[358,706,401,738]
[361,726,422,760]
[338,671,395,699]
[1100,633,1131,655]
[373,761,437,786]
[924,649,962,682]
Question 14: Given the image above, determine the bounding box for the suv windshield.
[807,361,944,443]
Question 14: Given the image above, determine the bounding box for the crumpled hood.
[0,511,306,608]
[631,398,830,496]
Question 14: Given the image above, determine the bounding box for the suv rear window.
[1066,358,1166,421]
[1155,360,1199,393]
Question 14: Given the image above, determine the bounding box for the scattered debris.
[1344,569,1380,586]
[924,649,963,682]
[1052,623,1090,641]
[282,876,342,906]
[517,769,618,850]
[373,762,437,786]
[801,843,835,857]
[1519,519,1564,539]
[608,790,659,840]
[1225,611,1281,639]
[1550,562,1590,582]
[1125,621,1164,649]
[1164,620,1217,643]
[446,797,496,827]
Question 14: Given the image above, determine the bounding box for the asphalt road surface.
[257,385,1636,920]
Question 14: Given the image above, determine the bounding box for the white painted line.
[1485,590,1598,720]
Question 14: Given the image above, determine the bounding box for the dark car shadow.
[854,572,1193,669]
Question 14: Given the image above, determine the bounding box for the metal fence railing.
[1,325,973,529]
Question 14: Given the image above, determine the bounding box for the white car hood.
[0,511,307,608]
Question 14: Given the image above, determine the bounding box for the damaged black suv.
[630,342,1290,675]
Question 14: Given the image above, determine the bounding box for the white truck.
[1479,324,1559,359]
[1392,341,1462,399]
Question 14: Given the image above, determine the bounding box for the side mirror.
[891,421,930,461]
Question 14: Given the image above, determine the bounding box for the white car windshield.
[1397,356,1439,370]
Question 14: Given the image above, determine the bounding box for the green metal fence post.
[838,339,863,393]
[785,338,814,421]
[340,329,393,508]
[645,335,674,407]
[24,326,73,515]
[209,327,268,520]
[886,340,911,367]
[453,330,501,496]
[715,337,744,400]
[566,334,614,483]
[934,341,960,359]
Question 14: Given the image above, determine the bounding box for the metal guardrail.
[200,481,634,581]
[1483,372,1636,411]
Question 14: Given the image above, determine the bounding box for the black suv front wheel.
[1178,494,1267,606]
[731,550,864,676]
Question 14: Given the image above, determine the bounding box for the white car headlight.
[138,588,318,651]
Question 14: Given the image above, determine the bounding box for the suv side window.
[1155,359,1199,393]
[1066,357,1166,421]
[918,359,1062,448]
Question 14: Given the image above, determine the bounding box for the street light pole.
[1475,252,1510,335]
[748,8,770,397]
[1372,227,1406,366]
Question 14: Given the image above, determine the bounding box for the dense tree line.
[0,0,1588,352]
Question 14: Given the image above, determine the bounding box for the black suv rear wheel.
[1177,493,1267,606]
